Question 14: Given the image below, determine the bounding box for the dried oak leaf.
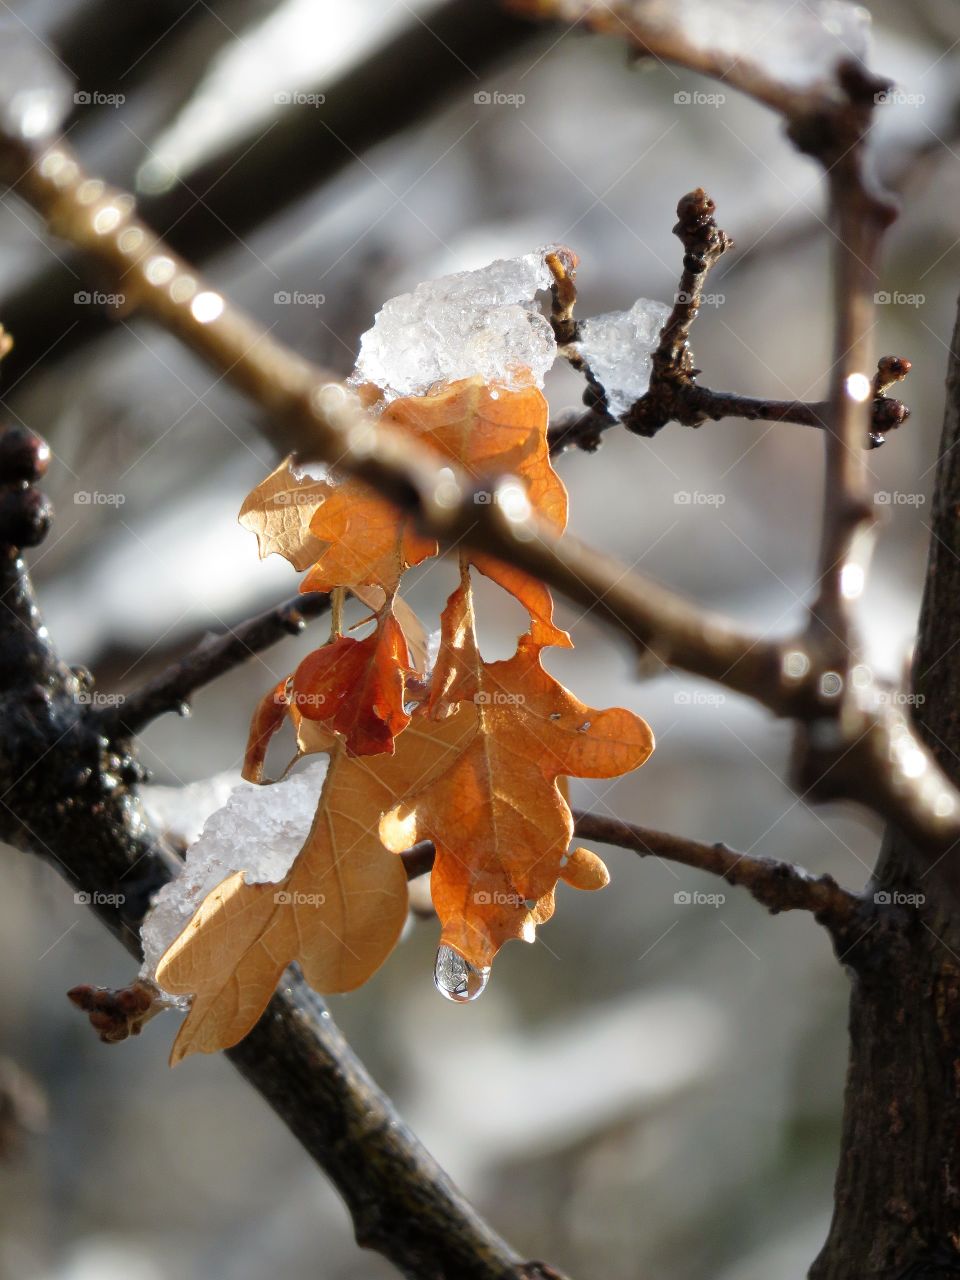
[239,455,433,592]
[381,376,571,646]
[291,608,411,756]
[156,709,474,1063]
[380,582,654,969]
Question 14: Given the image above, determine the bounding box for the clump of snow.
[353,248,559,401]
[634,0,870,89]
[141,761,327,986]
[141,771,242,847]
[573,298,672,417]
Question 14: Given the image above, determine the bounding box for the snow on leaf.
[156,710,476,1062]
[353,247,564,401]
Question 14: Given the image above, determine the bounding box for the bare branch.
[98,591,331,739]
[5,130,958,876]
[0,430,563,1280]
[401,812,868,941]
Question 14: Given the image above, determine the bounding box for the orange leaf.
[301,480,435,594]
[382,623,654,969]
[238,457,329,571]
[242,678,292,782]
[560,846,610,891]
[157,710,476,1062]
[291,610,411,756]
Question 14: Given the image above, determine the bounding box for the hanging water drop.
[434,944,490,1003]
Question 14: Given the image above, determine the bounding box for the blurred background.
[0,1,957,1277]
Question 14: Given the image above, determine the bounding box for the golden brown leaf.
[291,610,411,756]
[381,581,654,968]
[157,708,475,1063]
[238,457,328,571]
[242,677,292,782]
[560,847,611,891]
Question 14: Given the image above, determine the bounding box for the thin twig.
[98,591,331,739]
[401,812,867,940]
[0,428,559,1280]
[6,132,959,874]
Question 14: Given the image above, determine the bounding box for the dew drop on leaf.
[433,944,490,1003]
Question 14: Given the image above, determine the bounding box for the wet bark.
[811,298,960,1278]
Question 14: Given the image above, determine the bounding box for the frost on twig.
[353,247,565,400]
[638,0,871,89]
[573,299,672,418]
[141,761,327,990]
[513,0,871,100]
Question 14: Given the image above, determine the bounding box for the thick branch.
[6,133,960,875]
[0,437,558,1280]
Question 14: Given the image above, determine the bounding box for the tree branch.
[4,105,958,879]
[98,590,331,739]
[0,425,563,1280]
[402,812,869,942]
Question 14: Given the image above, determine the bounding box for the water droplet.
[434,944,489,1003]
[549,711,561,720]
[577,720,591,732]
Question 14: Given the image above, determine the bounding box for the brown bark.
[811,300,960,1278]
